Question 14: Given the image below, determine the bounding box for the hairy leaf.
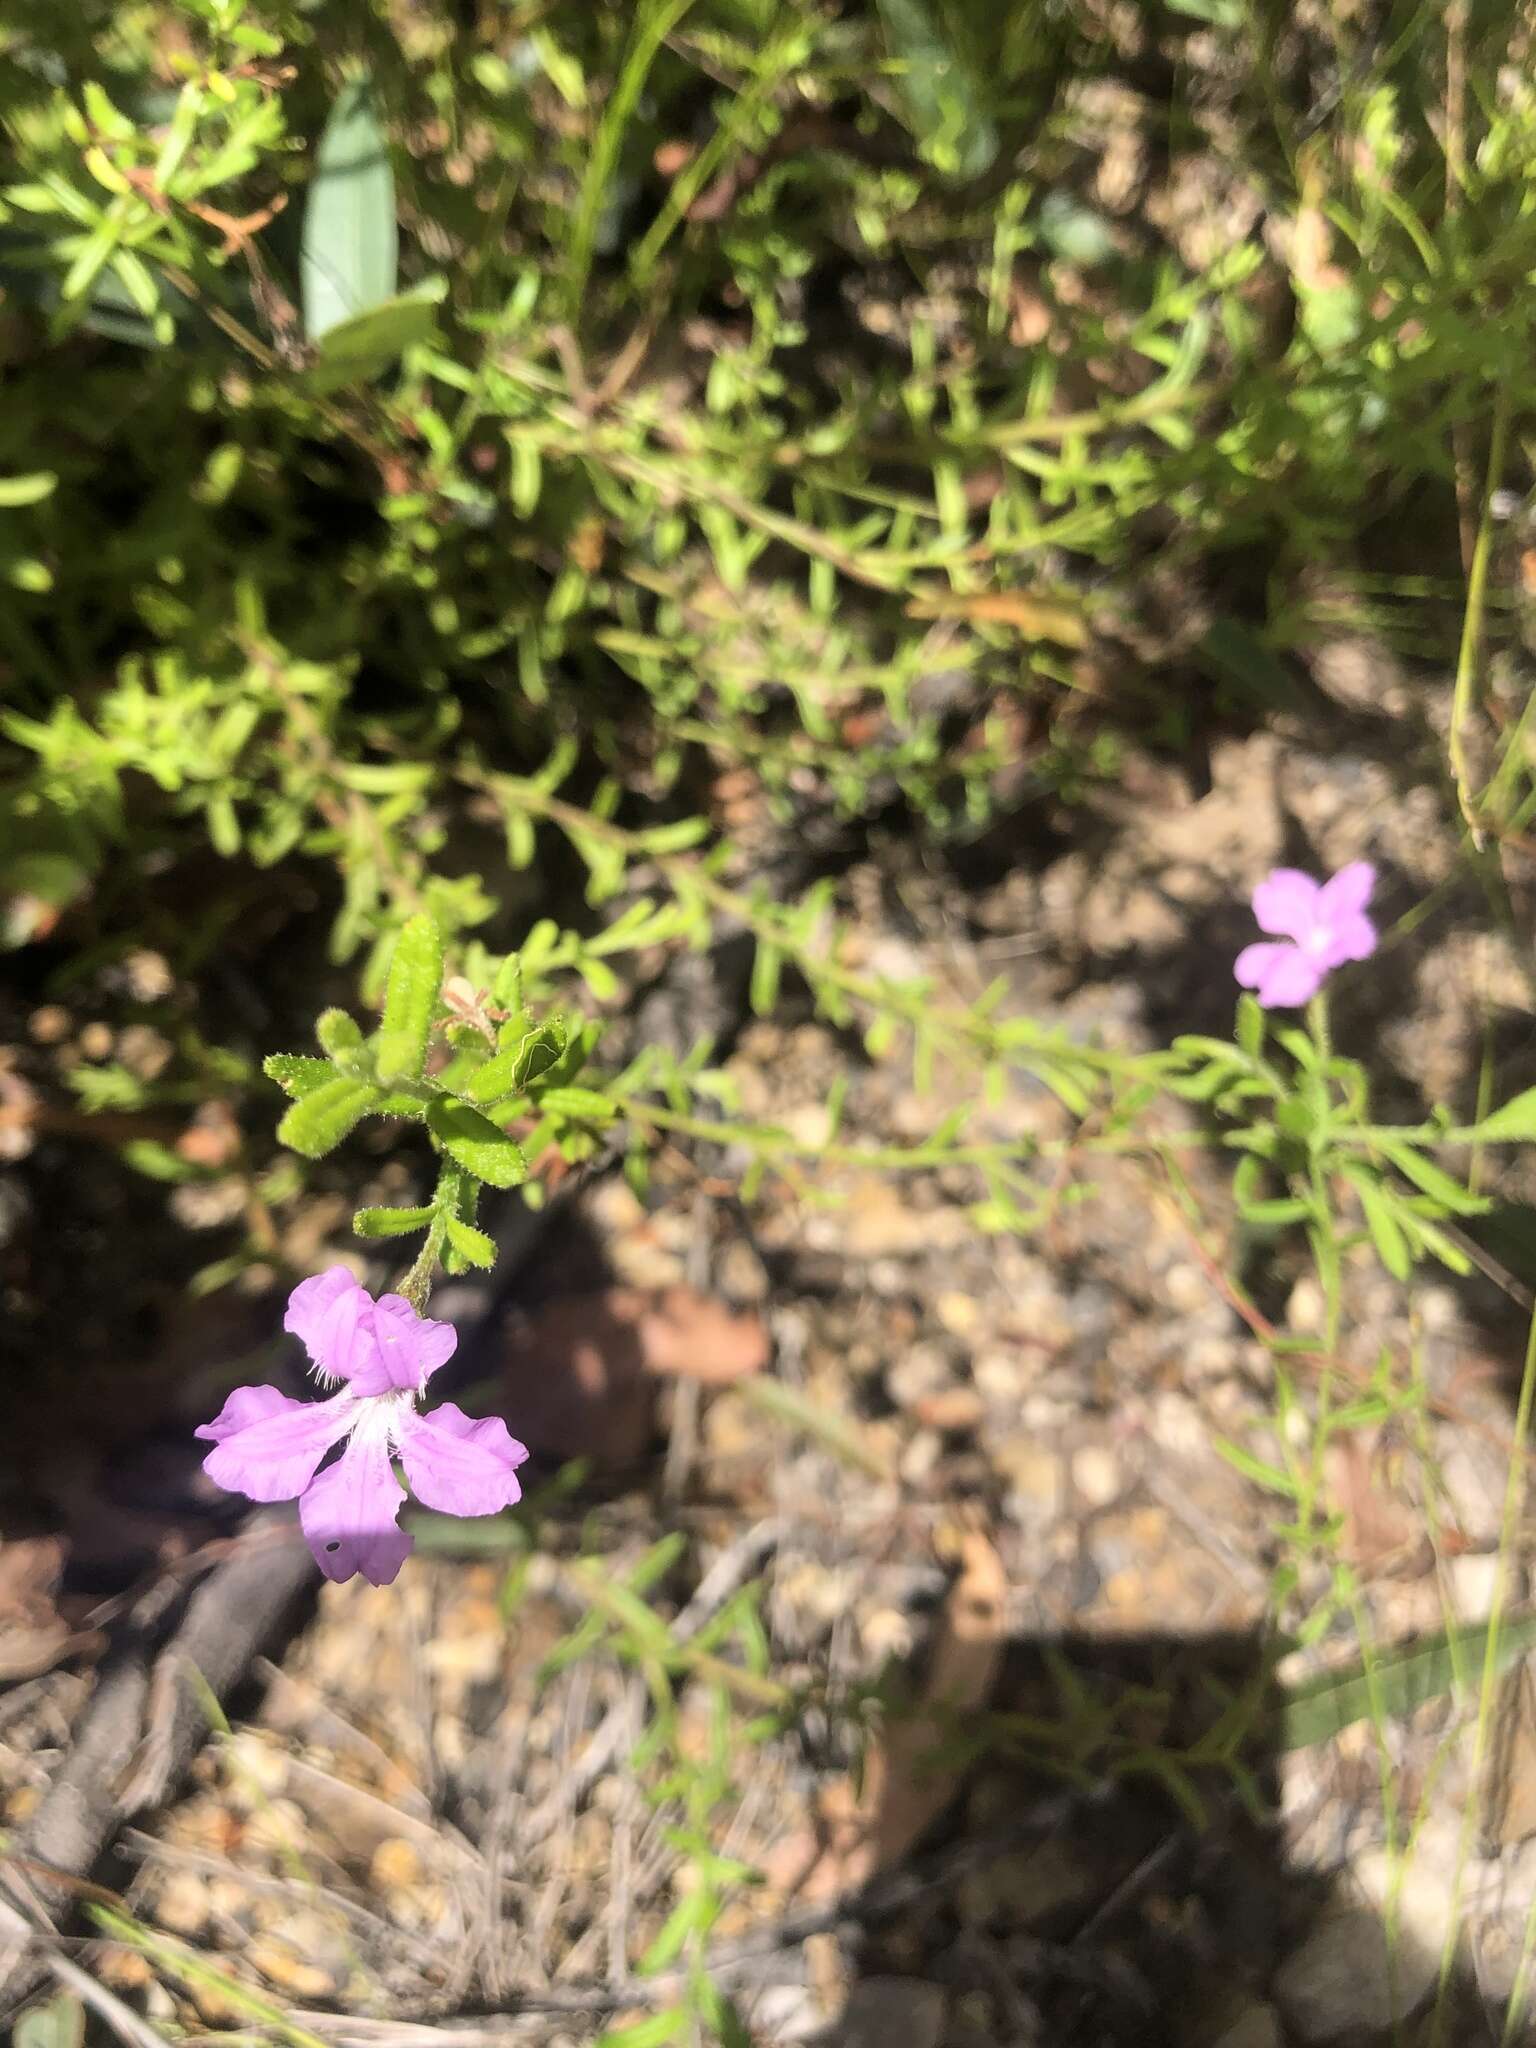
[277,1076,378,1156]
[377,912,442,1083]
[264,1052,337,1098]
[443,1212,497,1267]
[426,1097,529,1186]
[354,1203,437,1237]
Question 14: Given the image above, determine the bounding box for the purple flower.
[197,1266,528,1586]
[1234,862,1377,1009]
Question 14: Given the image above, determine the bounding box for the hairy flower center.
[350,1388,415,1456]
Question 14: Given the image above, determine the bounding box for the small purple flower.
[1234,862,1377,1009]
[197,1266,528,1586]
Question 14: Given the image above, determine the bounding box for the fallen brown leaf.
[906,587,1090,647]
[765,1529,1008,1902]
[502,1285,769,1467]
[0,1533,97,1681]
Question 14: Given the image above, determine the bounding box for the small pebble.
[1162,1262,1213,1313]
[152,1869,209,1936]
[935,1289,979,1336]
[912,1386,984,1432]
[248,1935,338,1999]
[1072,1444,1122,1508]
[370,1835,425,1892]
[898,1427,942,1484]
[885,1343,951,1409]
[973,1349,1024,1401]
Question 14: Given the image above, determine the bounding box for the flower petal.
[195,1383,298,1444]
[1234,941,1325,1009]
[1251,869,1322,943]
[1318,909,1376,968]
[298,1432,412,1586]
[396,1402,528,1518]
[200,1391,356,1504]
[284,1265,371,1385]
[1318,861,1376,922]
[344,1294,459,1396]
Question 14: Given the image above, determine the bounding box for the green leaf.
[464,1044,521,1104]
[876,0,998,181]
[1460,1086,1536,1145]
[316,1007,364,1058]
[264,1052,337,1098]
[1236,1196,1311,1226]
[538,1085,617,1125]
[120,1139,200,1183]
[301,72,399,344]
[14,1992,86,2048]
[492,954,524,1011]
[277,1076,379,1157]
[578,953,620,1001]
[470,1020,569,1101]
[443,1213,497,1268]
[1344,1166,1412,1281]
[1281,1613,1536,1750]
[750,939,783,1016]
[377,913,443,1083]
[426,1097,529,1186]
[0,472,57,508]
[638,1893,705,1976]
[594,2007,689,2048]
[308,279,446,394]
[1276,1095,1322,1143]
[354,1203,437,1237]
[1213,1436,1296,1497]
[1379,1141,1491,1216]
[1235,995,1264,1059]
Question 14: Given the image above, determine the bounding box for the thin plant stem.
[1448,382,1513,841]
[1430,1295,1536,2044]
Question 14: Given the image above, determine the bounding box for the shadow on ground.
[817,1628,1506,2048]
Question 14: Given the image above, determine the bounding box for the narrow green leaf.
[1281,1613,1536,1750]
[1379,1141,1491,1216]
[1458,1086,1536,1145]
[354,1203,437,1237]
[277,1076,379,1157]
[750,939,783,1017]
[0,472,57,508]
[492,954,524,1011]
[1345,1167,1412,1281]
[377,913,442,1084]
[264,1052,337,1097]
[443,1213,497,1268]
[301,72,398,344]
[538,1085,617,1125]
[465,1044,522,1104]
[316,1007,364,1058]
[121,1139,200,1183]
[578,954,620,1001]
[1213,1436,1296,1497]
[1235,995,1264,1059]
[637,1893,705,1976]
[426,1097,529,1186]
[1236,1196,1310,1225]
[594,2006,689,2048]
